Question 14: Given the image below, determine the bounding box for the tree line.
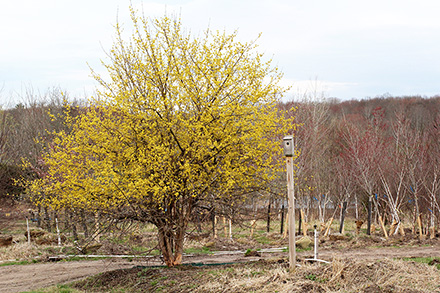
[282,94,440,238]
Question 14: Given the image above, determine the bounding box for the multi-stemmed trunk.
[154,196,193,267]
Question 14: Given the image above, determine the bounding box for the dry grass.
[72,257,440,292]
[196,258,440,292]
[0,243,43,262]
[0,242,75,263]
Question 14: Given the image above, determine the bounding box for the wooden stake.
[214,216,218,239]
[378,215,388,238]
[250,219,257,239]
[399,223,405,236]
[223,217,227,238]
[228,218,232,240]
[301,209,307,236]
[320,222,326,233]
[324,217,333,237]
[55,218,61,246]
[26,217,31,245]
[355,220,363,235]
[94,212,100,243]
[417,215,423,240]
[303,222,308,236]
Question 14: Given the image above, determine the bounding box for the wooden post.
[267,198,271,233]
[214,216,218,239]
[355,220,364,235]
[223,217,227,238]
[280,203,285,235]
[283,135,296,271]
[55,218,61,246]
[286,156,296,270]
[228,218,232,241]
[301,209,307,236]
[26,217,31,245]
[94,212,100,243]
[211,208,217,239]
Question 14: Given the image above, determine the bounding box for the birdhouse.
[283,136,294,157]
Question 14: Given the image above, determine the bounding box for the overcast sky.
[1,0,440,105]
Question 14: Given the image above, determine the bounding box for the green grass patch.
[0,259,40,267]
[281,246,312,252]
[184,246,213,255]
[401,257,440,270]
[21,284,82,292]
[305,273,328,283]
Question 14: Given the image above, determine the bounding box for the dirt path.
[0,259,136,293]
[1,244,439,293]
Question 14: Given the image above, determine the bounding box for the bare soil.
[0,242,439,292]
[0,259,134,293]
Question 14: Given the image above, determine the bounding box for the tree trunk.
[44,206,52,232]
[417,214,423,240]
[70,212,78,241]
[355,194,359,220]
[196,210,202,233]
[81,210,89,239]
[157,198,193,267]
[339,201,347,234]
[267,198,271,233]
[158,226,175,267]
[37,206,42,228]
[157,221,187,267]
[367,197,372,235]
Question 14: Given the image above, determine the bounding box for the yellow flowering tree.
[27,10,293,266]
